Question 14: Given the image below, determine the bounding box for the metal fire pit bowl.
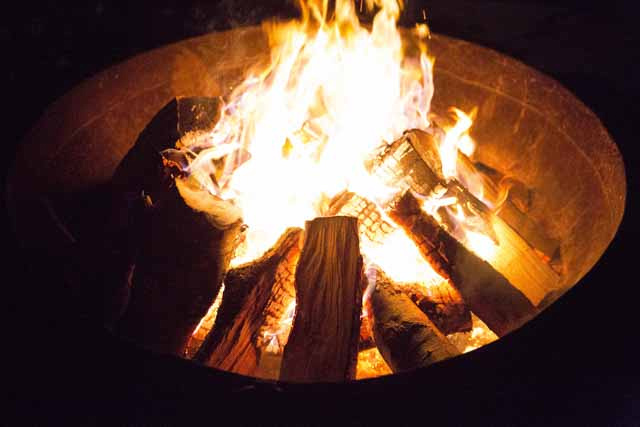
[7,26,625,354]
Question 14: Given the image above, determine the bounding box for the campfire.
[111,0,568,381]
[109,0,567,382]
[8,0,624,387]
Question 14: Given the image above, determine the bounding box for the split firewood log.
[370,129,559,306]
[114,97,243,356]
[280,216,365,383]
[194,227,302,377]
[367,268,460,373]
[388,190,538,336]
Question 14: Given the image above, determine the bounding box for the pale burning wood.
[456,147,561,265]
[412,127,562,301]
[408,126,560,263]
[280,216,365,383]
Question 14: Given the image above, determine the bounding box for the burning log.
[280,216,365,382]
[454,142,560,265]
[400,126,560,261]
[371,129,559,306]
[194,228,302,377]
[327,190,471,335]
[326,190,395,244]
[367,268,460,373]
[114,97,244,356]
[389,190,538,336]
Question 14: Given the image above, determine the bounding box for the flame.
[262,299,297,354]
[440,107,475,180]
[362,228,444,286]
[175,0,435,265]
[447,313,498,353]
[180,0,505,364]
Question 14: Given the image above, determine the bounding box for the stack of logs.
[111,97,560,382]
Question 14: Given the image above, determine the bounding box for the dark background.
[3,1,639,425]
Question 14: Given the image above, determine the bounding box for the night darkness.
[3,1,639,425]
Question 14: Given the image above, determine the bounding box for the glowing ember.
[356,347,392,379]
[362,228,444,286]
[448,313,499,353]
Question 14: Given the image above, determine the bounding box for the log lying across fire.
[375,125,560,265]
[367,268,460,373]
[281,216,365,382]
[388,190,538,336]
[369,128,560,307]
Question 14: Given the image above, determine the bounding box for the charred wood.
[372,129,559,305]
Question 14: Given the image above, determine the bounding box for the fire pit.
[7,2,625,385]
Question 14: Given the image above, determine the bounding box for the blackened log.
[280,216,365,383]
[109,96,221,202]
[367,269,460,373]
[115,211,242,355]
[388,190,538,336]
[113,97,243,356]
[195,228,303,377]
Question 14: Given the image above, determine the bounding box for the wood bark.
[367,268,460,373]
[393,282,471,335]
[280,216,365,383]
[194,227,303,377]
[114,97,244,356]
[388,190,538,336]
